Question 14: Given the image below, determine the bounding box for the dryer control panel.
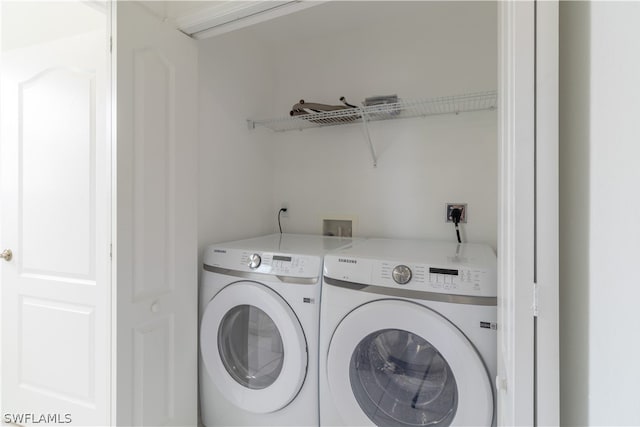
[204,247,322,281]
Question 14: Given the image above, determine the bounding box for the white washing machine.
[199,233,358,426]
[319,238,497,427]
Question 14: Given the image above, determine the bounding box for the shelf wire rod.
[360,107,377,168]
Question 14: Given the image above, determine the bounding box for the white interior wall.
[198,1,498,252]
[198,30,276,253]
[588,2,640,424]
[0,2,105,52]
[560,2,640,425]
[268,2,497,246]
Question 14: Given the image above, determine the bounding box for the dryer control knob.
[392,265,412,285]
[248,253,261,269]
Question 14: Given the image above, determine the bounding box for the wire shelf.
[248,90,497,132]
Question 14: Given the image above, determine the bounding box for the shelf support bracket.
[247,119,256,130]
[360,110,377,167]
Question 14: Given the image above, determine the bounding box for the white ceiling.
[1,1,467,53]
[234,1,461,48]
[147,1,414,43]
[139,0,213,22]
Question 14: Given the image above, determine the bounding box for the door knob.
[1,249,12,262]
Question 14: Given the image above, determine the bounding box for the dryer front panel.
[217,304,284,390]
[326,299,493,426]
[200,281,308,414]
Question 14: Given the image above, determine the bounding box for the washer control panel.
[376,262,490,295]
[324,254,497,298]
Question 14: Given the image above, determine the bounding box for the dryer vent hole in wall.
[323,219,353,238]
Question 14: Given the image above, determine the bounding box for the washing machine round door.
[327,299,493,426]
[200,281,307,413]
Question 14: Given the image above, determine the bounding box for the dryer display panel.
[218,304,284,390]
[350,329,458,426]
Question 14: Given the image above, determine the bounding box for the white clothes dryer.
[320,238,497,427]
[199,233,357,426]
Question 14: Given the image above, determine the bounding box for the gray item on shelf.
[363,94,401,116]
[363,94,399,106]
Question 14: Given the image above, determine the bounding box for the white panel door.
[497,1,559,425]
[497,1,535,425]
[113,2,198,425]
[0,4,110,426]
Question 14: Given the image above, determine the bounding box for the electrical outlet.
[280,202,289,218]
[446,203,467,223]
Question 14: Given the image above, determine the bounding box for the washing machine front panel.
[350,328,458,426]
[327,299,493,427]
[201,281,307,414]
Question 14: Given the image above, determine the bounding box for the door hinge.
[533,282,539,317]
[109,36,113,53]
[109,243,113,260]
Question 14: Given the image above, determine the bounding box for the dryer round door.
[327,299,493,426]
[200,281,307,413]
